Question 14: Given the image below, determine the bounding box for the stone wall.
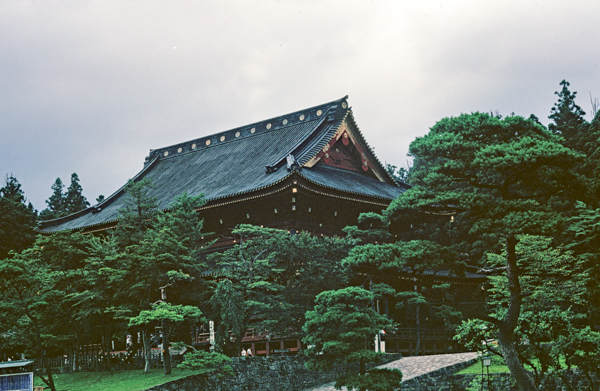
[145,354,402,391]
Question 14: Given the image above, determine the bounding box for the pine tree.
[114,178,159,248]
[548,80,588,149]
[39,178,66,220]
[0,175,37,259]
[395,112,580,391]
[64,173,89,214]
[303,287,402,391]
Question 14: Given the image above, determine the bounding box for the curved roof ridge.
[295,110,349,166]
[344,110,402,186]
[147,96,349,163]
[264,101,350,171]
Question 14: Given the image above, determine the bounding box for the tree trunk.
[414,277,421,356]
[102,330,111,371]
[384,297,389,318]
[142,330,152,374]
[497,234,537,391]
[162,319,171,375]
[72,345,78,372]
[32,315,57,391]
[369,276,376,311]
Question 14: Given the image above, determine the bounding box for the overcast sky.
[1,1,599,211]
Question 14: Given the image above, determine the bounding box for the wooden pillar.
[266,341,270,357]
[251,342,255,357]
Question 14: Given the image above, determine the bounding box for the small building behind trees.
[0,360,34,391]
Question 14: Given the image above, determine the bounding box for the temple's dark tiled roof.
[37,96,407,233]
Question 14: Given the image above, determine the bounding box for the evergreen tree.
[343,240,462,356]
[385,163,409,183]
[0,175,37,260]
[65,235,125,372]
[206,225,351,356]
[0,243,63,391]
[393,112,580,391]
[114,178,159,248]
[548,80,588,149]
[136,192,208,375]
[64,173,89,214]
[112,186,207,374]
[455,235,600,390]
[39,178,66,221]
[303,287,402,391]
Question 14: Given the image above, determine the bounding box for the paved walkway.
[302,352,478,390]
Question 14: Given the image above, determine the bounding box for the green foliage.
[393,110,586,390]
[303,287,386,367]
[385,163,410,183]
[567,202,600,327]
[343,239,462,331]
[209,279,246,353]
[0,175,37,260]
[111,187,208,313]
[548,80,587,142]
[303,287,400,390]
[0,239,68,390]
[398,113,579,260]
[39,177,66,220]
[114,178,160,247]
[455,235,600,389]
[129,302,202,327]
[337,368,403,391]
[177,350,232,376]
[64,173,90,214]
[34,368,209,391]
[343,212,391,243]
[207,224,351,345]
[39,174,90,220]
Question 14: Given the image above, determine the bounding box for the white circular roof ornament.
[316,110,322,116]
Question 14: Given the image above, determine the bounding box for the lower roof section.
[37,165,406,234]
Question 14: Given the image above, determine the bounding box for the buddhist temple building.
[35,96,484,356]
[37,96,408,240]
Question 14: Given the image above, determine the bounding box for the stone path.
[302,352,478,390]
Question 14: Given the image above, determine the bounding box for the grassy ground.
[456,355,570,375]
[455,357,510,374]
[34,367,209,391]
